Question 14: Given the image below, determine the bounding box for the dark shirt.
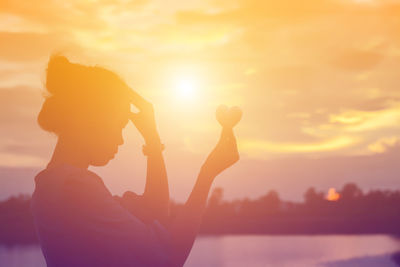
[31,164,171,267]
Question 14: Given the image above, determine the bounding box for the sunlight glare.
[326,188,340,201]
[175,76,197,101]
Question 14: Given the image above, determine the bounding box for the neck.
[48,137,89,170]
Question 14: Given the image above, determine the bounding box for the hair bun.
[49,55,69,66]
[46,55,73,96]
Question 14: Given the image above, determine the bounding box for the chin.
[90,156,114,166]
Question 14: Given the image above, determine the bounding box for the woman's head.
[38,55,132,166]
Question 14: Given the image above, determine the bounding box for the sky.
[0,0,399,202]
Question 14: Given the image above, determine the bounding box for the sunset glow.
[0,0,399,202]
[326,188,341,202]
[2,2,400,266]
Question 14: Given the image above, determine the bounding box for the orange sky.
[0,0,399,201]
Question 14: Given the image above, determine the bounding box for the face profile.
[37,55,133,167]
[80,103,131,166]
[84,116,128,166]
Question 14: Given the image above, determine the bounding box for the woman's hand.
[129,101,160,144]
[201,127,239,178]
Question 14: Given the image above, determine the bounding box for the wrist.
[142,142,165,156]
[144,131,161,145]
[199,166,216,182]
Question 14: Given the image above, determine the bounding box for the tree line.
[1,183,400,245]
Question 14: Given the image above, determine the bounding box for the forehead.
[102,100,130,126]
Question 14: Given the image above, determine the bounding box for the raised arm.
[168,126,239,266]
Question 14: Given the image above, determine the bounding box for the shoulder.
[35,165,102,189]
[33,165,110,207]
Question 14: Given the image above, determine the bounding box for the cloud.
[240,136,358,155]
[329,103,400,132]
[0,0,107,31]
[214,142,400,201]
[0,32,74,61]
[0,86,53,166]
[1,0,400,199]
[0,86,43,120]
[0,13,46,33]
[331,48,384,71]
[368,136,400,154]
[175,0,341,26]
[0,152,46,168]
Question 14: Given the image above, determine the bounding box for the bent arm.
[119,135,169,225]
[142,135,170,224]
[129,101,170,224]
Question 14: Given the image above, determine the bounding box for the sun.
[175,76,197,101]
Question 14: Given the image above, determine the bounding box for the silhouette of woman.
[31,55,241,267]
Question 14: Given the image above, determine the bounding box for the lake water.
[1,235,399,267]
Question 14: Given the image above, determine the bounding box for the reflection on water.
[1,235,399,267]
[186,235,400,267]
[0,245,45,267]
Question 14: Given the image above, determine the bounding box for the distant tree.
[1,185,400,239]
[208,187,224,208]
[260,190,281,212]
[304,187,324,205]
[340,183,363,201]
[203,188,226,231]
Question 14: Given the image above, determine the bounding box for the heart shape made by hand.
[216,105,242,128]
